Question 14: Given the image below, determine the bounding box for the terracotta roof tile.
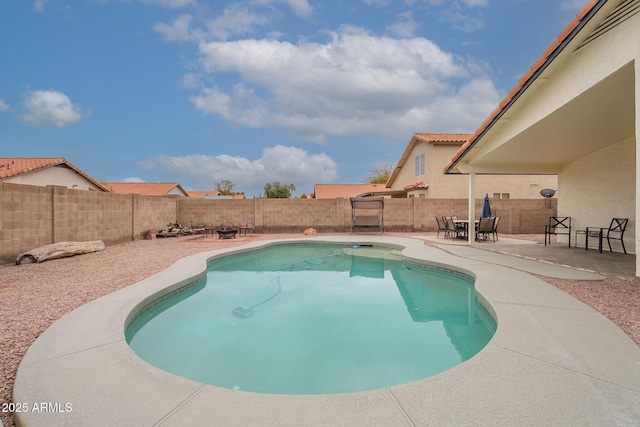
[403,182,429,190]
[413,133,472,144]
[314,183,387,199]
[0,157,108,191]
[445,0,605,173]
[102,182,188,196]
[188,190,221,198]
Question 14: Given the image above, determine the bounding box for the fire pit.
[216,227,238,239]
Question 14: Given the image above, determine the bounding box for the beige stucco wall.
[2,166,103,191]
[561,138,635,253]
[389,142,557,199]
[167,187,188,196]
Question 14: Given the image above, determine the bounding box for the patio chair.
[576,217,628,254]
[475,216,496,242]
[444,217,465,239]
[544,216,571,247]
[190,218,207,238]
[435,216,447,238]
[239,217,255,237]
[492,216,501,241]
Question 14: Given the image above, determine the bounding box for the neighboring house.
[189,191,221,198]
[314,183,396,199]
[386,133,557,199]
[189,191,246,199]
[102,182,190,197]
[445,0,639,273]
[0,157,107,191]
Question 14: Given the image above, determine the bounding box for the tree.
[215,179,235,195]
[264,181,296,198]
[363,164,394,184]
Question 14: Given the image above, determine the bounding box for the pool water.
[126,244,496,394]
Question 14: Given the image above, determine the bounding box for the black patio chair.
[544,216,571,247]
[492,216,501,241]
[444,217,465,240]
[435,216,447,238]
[576,217,628,254]
[475,216,496,242]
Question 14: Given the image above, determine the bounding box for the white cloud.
[386,11,418,38]
[155,6,269,42]
[154,14,196,42]
[137,145,338,194]
[439,8,484,32]
[250,0,313,18]
[186,26,497,140]
[0,99,10,111]
[124,177,145,182]
[205,4,269,41]
[33,0,48,12]
[20,90,90,127]
[139,0,197,7]
[460,0,487,7]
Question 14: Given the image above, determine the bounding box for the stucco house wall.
[560,137,635,252]
[3,166,104,191]
[388,141,557,199]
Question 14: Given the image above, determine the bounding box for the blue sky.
[0,0,585,197]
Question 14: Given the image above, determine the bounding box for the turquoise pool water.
[126,243,496,394]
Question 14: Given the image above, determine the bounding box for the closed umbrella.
[482,194,492,218]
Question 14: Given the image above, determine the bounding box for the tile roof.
[403,182,429,190]
[188,191,246,199]
[387,133,472,187]
[0,157,108,191]
[413,133,473,144]
[314,183,388,199]
[102,182,189,196]
[188,191,221,198]
[445,0,604,173]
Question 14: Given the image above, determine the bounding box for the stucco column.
[468,172,476,245]
[636,60,640,277]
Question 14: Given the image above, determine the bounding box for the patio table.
[454,219,479,239]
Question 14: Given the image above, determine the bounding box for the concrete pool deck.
[13,236,640,426]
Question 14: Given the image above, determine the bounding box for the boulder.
[16,241,106,265]
[304,228,317,236]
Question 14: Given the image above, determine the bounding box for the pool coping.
[13,236,640,426]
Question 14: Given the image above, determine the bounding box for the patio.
[421,234,637,280]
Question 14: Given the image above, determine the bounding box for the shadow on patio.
[419,234,637,281]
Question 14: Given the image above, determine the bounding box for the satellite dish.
[540,189,556,198]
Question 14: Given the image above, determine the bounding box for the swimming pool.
[16,236,637,426]
[126,243,496,394]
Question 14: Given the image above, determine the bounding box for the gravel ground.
[1,233,639,427]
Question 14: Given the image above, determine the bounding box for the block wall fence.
[0,182,557,264]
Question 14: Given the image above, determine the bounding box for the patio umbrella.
[482,194,492,218]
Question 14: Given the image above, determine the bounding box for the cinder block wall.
[1,183,53,255]
[0,183,556,264]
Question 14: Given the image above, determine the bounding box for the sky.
[0,0,587,198]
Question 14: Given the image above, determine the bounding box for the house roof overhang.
[445,0,636,176]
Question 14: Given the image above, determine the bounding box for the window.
[414,153,425,176]
[492,192,510,199]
